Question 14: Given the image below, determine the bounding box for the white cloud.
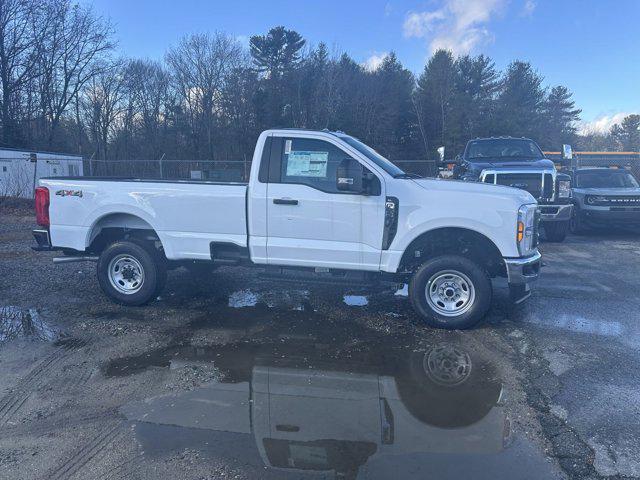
[578,113,631,135]
[363,52,389,71]
[521,0,536,16]
[403,0,505,55]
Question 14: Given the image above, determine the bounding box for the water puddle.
[228,289,310,311]
[0,306,62,343]
[112,335,561,479]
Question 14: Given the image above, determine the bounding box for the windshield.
[339,135,405,177]
[576,170,639,188]
[465,139,544,161]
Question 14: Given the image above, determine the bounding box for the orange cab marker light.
[517,221,524,242]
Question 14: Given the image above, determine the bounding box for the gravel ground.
[0,202,639,480]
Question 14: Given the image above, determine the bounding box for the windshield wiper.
[393,173,423,179]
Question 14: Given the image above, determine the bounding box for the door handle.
[273,198,298,205]
[276,424,300,432]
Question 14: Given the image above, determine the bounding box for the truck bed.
[40,176,248,260]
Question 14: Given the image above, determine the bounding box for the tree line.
[0,0,637,165]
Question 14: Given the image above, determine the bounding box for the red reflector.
[35,187,50,227]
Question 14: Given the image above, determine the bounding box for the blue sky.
[87,0,639,131]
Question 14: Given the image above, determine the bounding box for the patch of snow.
[549,404,568,420]
[228,290,258,308]
[394,284,408,297]
[343,295,368,306]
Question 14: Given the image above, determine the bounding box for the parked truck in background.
[32,129,541,330]
[447,137,573,242]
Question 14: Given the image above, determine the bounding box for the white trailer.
[0,148,83,199]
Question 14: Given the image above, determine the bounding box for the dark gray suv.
[571,168,640,232]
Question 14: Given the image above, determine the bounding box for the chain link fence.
[545,152,640,179]
[85,158,440,182]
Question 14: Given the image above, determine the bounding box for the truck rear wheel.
[543,221,568,242]
[408,255,492,330]
[97,241,166,306]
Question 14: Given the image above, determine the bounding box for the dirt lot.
[1,203,639,480]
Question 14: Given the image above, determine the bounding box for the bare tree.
[0,0,44,144]
[83,61,125,159]
[35,0,114,147]
[166,32,242,158]
[124,59,173,159]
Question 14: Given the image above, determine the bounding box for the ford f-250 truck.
[449,137,572,242]
[32,129,541,329]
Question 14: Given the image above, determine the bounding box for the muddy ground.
[1,203,639,480]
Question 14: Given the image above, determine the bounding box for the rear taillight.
[35,187,50,227]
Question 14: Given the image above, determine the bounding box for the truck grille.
[587,195,640,207]
[487,172,554,201]
[495,173,541,198]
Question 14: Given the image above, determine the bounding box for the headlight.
[558,180,571,198]
[517,204,537,256]
[586,195,606,205]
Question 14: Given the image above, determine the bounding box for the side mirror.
[336,158,364,192]
[562,144,573,160]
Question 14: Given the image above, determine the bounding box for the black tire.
[97,241,166,306]
[569,208,587,235]
[543,221,568,242]
[408,255,492,330]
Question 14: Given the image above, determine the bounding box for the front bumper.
[504,250,542,304]
[538,203,572,222]
[579,207,640,226]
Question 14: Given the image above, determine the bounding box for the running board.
[53,256,99,264]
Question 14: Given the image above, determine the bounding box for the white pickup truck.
[32,129,541,329]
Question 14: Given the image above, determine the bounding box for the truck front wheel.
[543,221,569,242]
[97,241,166,306]
[409,255,492,330]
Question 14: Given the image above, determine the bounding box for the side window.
[279,138,355,193]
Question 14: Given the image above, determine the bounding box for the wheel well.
[398,228,505,277]
[87,213,164,257]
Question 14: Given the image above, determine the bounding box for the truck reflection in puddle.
[117,336,555,479]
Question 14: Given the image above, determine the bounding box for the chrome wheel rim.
[425,270,475,317]
[108,254,145,294]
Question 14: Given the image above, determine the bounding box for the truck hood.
[411,177,536,205]
[573,187,640,196]
[465,158,555,170]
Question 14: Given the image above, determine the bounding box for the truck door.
[265,136,384,270]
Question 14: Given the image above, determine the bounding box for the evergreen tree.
[610,114,640,151]
[495,61,546,139]
[249,26,305,79]
[541,85,581,149]
[415,50,455,156]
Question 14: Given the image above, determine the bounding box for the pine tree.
[249,26,305,79]
[541,85,581,150]
[610,114,640,151]
[415,50,455,156]
[495,61,546,140]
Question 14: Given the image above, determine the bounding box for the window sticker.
[284,139,292,154]
[286,151,328,177]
